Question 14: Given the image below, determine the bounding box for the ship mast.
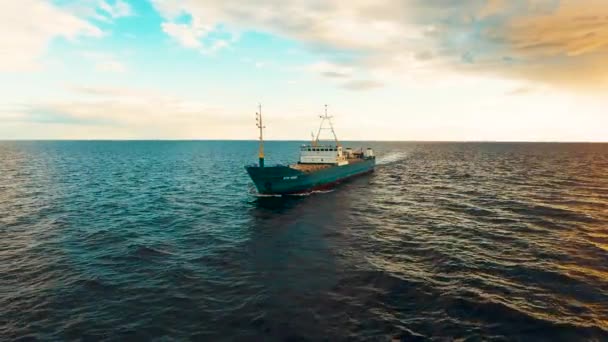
[256,103,265,167]
[314,104,340,147]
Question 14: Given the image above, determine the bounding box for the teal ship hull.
[246,157,375,195]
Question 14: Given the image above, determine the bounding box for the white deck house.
[299,144,348,165]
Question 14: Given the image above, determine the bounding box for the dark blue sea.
[1,141,607,341]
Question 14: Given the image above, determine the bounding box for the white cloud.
[81,51,128,73]
[307,60,385,88]
[161,22,208,49]
[160,15,232,53]
[341,79,383,91]
[308,61,353,78]
[95,61,127,73]
[0,85,245,138]
[152,0,422,51]
[99,0,133,19]
[0,0,103,72]
[59,0,134,23]
[0,84,324,139]
[150,0,608,91]
[148,1,451,90]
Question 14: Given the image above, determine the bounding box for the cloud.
[61,0,134,22]
[150,0,426,63]
[70,85,144,97]
[341,79,383,91]
[414,50,433,61]
[0,0,103,72]
[25,106,116,125]
[98,0,133,19]
[0,84,326,139]
[321,71,350,78]
[160,20,232,53]
[150,0,608,91]
[0,85,250,138]
[81,51,128,73]
[161,22,208,49]
[506,86,535,95]
[306,60,385,90]
[308,61,353,78]
[410,0,608,88]
[95,61,128,73]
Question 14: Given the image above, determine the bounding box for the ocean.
[1,141,607,340]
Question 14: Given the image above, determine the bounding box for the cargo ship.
[245,105,375,195]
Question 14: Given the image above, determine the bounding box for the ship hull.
[245,158,375,195]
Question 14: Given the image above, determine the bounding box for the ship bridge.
[299,144,348,165]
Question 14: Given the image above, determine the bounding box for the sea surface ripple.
[1,141,607,341]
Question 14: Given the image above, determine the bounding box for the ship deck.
[290,158,366,173]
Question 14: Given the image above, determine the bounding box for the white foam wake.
[251,188,335,198]
[376,152,409,165]
[286,189,335,197]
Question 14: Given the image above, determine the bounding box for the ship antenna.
[327,105,340,147]
[315,104,339,146]
[256,103,265,167]
[314,104,340,147]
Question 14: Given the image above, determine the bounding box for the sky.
[1,0,607,141]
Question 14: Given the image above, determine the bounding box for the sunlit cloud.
[341,80,383,91]
[151,0,608,90]
[1,85,248,139]
[410,0,608,89]
[0,0,103,72]
[308,61,354,79]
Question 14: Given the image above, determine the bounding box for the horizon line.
[1,139,607,143]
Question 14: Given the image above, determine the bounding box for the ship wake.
[376,152,409,165]
[285,189,335,197]
[250,189,335,198]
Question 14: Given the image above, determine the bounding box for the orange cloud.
[444,0,608,89]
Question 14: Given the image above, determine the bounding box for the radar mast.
[314,105,340,147]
